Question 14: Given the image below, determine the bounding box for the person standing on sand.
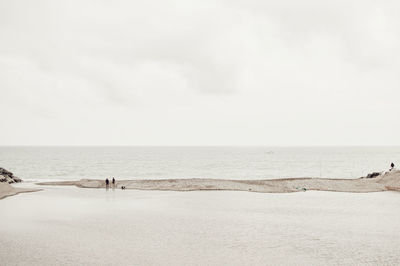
[112,177,115,186]
[390,163,395,171]
[105,178,110,187]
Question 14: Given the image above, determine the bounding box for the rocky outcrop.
[0,168,22,183]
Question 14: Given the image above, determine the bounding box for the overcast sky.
[1,0,399,146]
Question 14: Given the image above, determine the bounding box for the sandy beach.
[37,170,400,193]
[2,170,398,200]
[0,182,41,200]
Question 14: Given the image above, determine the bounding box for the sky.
[1,0,399,146]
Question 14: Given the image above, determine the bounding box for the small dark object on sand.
[121,186,126,190]
[112,177,115,185]
[105,178,110,186]
[366,172,380,179]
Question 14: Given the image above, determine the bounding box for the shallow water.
[1,146,400,181]
[1,187,399,265]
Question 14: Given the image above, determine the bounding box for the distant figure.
[112,177,115,185]
[105,178,110,187]
[390,162,395,171]
[121,186,126,190]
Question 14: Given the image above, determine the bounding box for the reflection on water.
[1,186,400,265]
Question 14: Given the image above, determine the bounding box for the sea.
[2,146,400,265]
[1,146,399,181]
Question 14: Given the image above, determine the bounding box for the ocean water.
[1,146,399,181]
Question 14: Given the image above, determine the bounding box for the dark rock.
[0,168,13,176]
[0,167,22,183]
[12,176,22,183]
[365,172,381,179]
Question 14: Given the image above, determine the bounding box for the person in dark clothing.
[112,177,115,185]
[105,178,110,187]
[390,162,395,171]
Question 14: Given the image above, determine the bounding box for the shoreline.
[0,183,42,200]
[37,170,400,193]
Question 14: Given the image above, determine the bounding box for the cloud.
[1,0,400,145]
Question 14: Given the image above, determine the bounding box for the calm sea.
[0,146,399,181]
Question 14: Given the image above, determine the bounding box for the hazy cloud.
[1,0,399,145]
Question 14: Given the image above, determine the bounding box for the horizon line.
[1,145,400,148]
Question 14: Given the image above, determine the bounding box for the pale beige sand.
[0,183,41,200]
[37,170,400,193]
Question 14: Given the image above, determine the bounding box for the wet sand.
[0,183,41,200]
[37,170,400,193]
[1,185,400,265]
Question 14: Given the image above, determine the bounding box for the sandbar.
[37,170,400,193]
